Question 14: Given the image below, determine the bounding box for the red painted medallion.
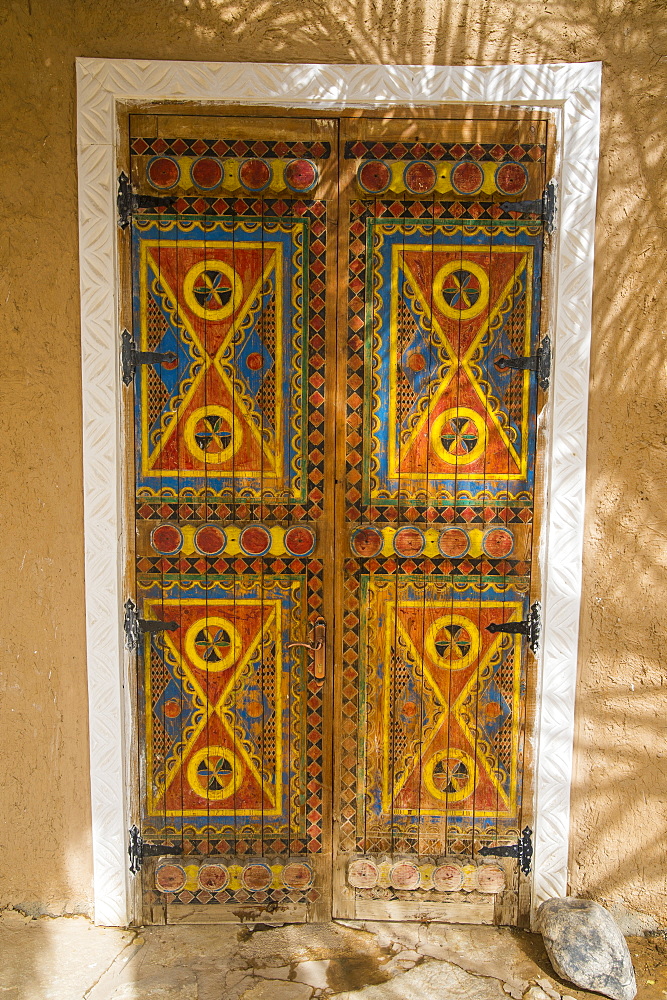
[438,527,469,558]
[393,526,425,557]
[285,158,318,192]
[147,156,180,190]
[284,525,316,556]
[451,161,484,195]
[495,162,528,195]
[404,161,437,194]
[155,863,186,892]
[242,863,272,890]
[482,528,514,558]
[239,524,272,556]
[191,156,223,189]
[151,523,183,554]
[239,158,272,192]
[198,864,229,891]
[358,160,391,193]
[351,527,383,557]
[194,525,227,556]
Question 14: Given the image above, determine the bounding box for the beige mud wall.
[1,0,665,921]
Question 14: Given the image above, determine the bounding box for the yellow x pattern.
[381,600,522,816]
[145,599,282,813]
[139,240,283,476]
[388,246,532,479]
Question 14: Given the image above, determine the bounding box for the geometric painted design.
[339,128,548,884]
[368,222,542,503]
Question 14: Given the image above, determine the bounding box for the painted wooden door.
[332,116,550,926]
[124,109,551,925]
[126,115,337,924]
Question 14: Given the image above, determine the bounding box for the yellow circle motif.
[424,748,476,803]
[431,407,487,466]
[185,616,241,672]
[183,260,243,321]
[184,405,241,465]
[425,613,480,671]
[433,260,489,320]
[187,746,244,801]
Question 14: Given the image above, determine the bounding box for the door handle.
[287,617,326,681]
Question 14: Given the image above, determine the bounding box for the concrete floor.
[0,909,665,1000]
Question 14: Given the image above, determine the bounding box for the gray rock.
[537,897,637,1000]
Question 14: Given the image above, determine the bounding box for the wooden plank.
[353,898,495,923]
[166,903,308,924]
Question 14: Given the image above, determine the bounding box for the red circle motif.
[191,156,223,189]
[407,352,426,372]
[477,865,506,893]
[285,159,318,192]
[495,162,528,195]
[482,528,514,558]
[438,528,469,559]
[347,859,379,889]
[358,160,391,193]
[393,527,425,557]
[242,863,272,890]
[198,864,229,891]
[433,864,463,892]
[155,863,186,892]
[284,525,316,556]
[282,862,313,889]
[147,157,180,190]
[240,524,272,555]
[246,352,264,371]
[351,527,383,557]
[239,158,271,191]
[151,524,183,554]
[163,699,182,719]
[194,525,227,556]
[390,861,421,890]
[404,161,437,194]
[451,161,484,195]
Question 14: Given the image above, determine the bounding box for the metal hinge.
[124,598,178,652]
[128,825,181,875]
[478,826,533,876]
[500,179,557,234]
[117,171,177,229]
[487,601,541,654]
[121,329,177,386]
[495,336,551,391]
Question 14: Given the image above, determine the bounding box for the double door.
[123,108,551,925]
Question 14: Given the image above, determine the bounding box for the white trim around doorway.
[76,57,601,927]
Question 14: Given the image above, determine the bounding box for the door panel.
[128,115,337,923]
[333,117,550,923]
[125,109,552,925]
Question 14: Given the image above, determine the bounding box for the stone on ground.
[537,897,637,1000]
[335,957,507,1000]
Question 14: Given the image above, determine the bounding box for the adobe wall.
[1,0,665,922]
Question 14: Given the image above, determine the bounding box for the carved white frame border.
[76,57,601,926]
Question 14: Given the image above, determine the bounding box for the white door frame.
[76,57,601,927]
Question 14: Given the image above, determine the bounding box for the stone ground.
[0,910,665,1000]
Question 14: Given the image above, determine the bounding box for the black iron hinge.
[495,336,551,391]
[500,179,557,234]
[487,601,541,654]
[117,171,177,229]
[128,825,181,875]
[124,598,178,652]
[478,826,533,876]
[121,330,177,386]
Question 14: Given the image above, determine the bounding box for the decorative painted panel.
[128,116,336,923]
[335,119,550,921]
